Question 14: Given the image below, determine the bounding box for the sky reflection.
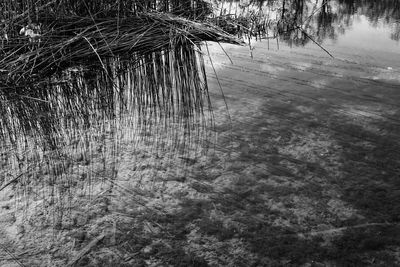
[213,0,400,52]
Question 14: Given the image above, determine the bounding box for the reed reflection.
[0,0,236,225]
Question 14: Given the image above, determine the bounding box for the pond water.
[332,14,399,54]
[213,0,400,55]
[313,0,400,54]
[1,2,400,265]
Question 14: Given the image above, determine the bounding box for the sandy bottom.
[1,41,400,266]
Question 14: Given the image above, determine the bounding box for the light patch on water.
[296,105,315,114]
[260,63,285,75]
[204,59,226,71]
[203,42,244,72]
[366,67,400,82]
[342,104,384,120]
[293,62,312,71]
[310,78,328,89]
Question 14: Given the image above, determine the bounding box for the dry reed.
[0,0,242,226]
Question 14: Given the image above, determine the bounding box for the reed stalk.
[0,0,241,226]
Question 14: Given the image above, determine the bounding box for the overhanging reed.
[0,1,242,226]
[0,12,241,148]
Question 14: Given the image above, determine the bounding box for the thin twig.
[300,222,397,237]
[66,233,106,267]
[297,26,334,58]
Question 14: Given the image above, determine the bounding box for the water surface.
[213,0,400,54]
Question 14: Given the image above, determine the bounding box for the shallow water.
[214,0,400,54]
[1,2,400,265]
[331,15,399,54]
[317,0,400,54]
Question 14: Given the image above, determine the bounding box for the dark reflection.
[337,0,400,41]
[214,0,400,45]
[315,0,338,42]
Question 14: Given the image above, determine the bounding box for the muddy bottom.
[1,41,400,266]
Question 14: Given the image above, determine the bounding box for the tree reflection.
[215,0,400,45]
[315,0,338,42]
[337,0,400,41]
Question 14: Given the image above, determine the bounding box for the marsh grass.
[0,0,242,226]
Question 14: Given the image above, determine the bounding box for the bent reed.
[0,0,242,226]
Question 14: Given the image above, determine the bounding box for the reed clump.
[0,0,242,226]
[0,0,241,144]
